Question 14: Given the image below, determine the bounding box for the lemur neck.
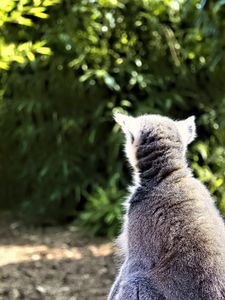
[136,136,186,185]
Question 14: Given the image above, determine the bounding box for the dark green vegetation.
[0,0,225,236]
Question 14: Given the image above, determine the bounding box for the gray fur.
[108,114,225,300]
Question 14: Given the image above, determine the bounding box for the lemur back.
[108,113,225,300]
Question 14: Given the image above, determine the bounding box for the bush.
[0,0,225,234]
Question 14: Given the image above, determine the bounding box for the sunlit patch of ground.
[0,242,113,266]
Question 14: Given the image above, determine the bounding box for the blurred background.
[0,0,225,299]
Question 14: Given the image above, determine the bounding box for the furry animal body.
[108,113,225,300]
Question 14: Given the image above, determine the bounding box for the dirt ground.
[0,215,116,300]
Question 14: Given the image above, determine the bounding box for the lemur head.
[114,113,196,171]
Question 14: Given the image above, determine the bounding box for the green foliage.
[80,174,125,237]
[0,0,58,69]
[0,0,225,234]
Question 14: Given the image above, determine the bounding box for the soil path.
[0,216,116,300]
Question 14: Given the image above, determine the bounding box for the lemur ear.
[114,113,135,134]
[184,116,196,144]
[176,116,196,145]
